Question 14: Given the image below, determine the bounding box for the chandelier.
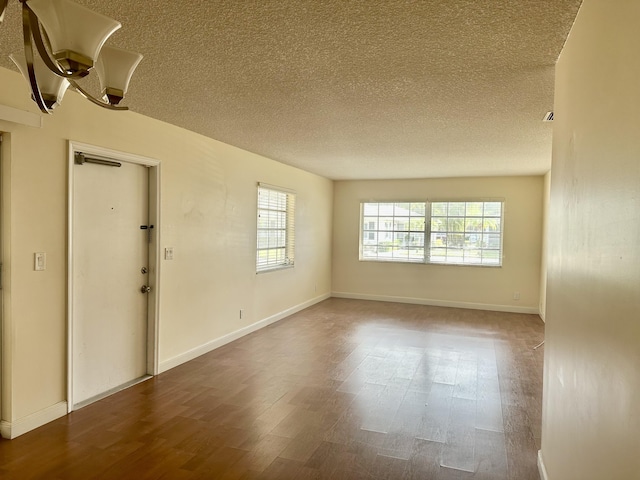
[0,0,143,114]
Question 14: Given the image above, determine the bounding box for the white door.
[72,156,150,408]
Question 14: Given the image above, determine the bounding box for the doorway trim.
[67,141,161,412]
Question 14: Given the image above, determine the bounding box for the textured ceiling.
[0,0,582,180]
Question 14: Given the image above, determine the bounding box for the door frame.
[0,133,5,429]
[67,141,161,412]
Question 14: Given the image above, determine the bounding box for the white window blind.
[360,200,504,266]
[257,184,295,272]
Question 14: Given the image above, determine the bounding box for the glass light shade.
[26,0,121,72]
[10,53,70,109]
[95,46,143,103]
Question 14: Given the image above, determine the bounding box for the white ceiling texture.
[0,0,582,180]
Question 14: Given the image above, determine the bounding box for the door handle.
[140,285,151,293]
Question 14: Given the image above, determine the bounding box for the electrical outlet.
[513,292,520,300]
[240,309,244,320]
[164,247,174,260]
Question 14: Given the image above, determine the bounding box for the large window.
[360,200,503,266]
[257,184,295,272]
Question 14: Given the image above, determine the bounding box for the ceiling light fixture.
[1,0,142,114]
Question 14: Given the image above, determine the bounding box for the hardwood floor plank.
[0,299,544,480]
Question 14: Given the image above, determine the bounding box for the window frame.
[359,199,505,267]
[256,183,296,273]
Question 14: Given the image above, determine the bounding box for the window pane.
[379,217,394,231]
[362,245,378,258]
[448,218,464,232]
[465,234,482,248]
[409,232,424,246]
[431,218,447,232]
[483,218,501,232]
[432,202,447,216]
[379,203,394,215]
[395,217,409,231]
[484,234,501,249]
[363,217,378,230]
[257,212,269,229]
[448,202,465,216]
[466,202,483,216]
[363,203,379,216]
[464,249,482,264]
[257,231,269,249]
[448,233,465,247]
[446,248,464,261]
[410,203,426,216]
[465,218,482,232]
[363,232,377,244]
[408,247,424,260]
[395,203,411,215]
[484,202,502,217]
[482,250,501,265]
[431,232,447,247]
[410,217,425,231]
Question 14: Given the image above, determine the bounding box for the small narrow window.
[256,184,295,272]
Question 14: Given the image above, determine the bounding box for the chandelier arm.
[69,80,129,111]
[1,0,8,22]
[20,1,52,113]
[24,3,87,79]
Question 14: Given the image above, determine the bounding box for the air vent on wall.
[543,111,554,122]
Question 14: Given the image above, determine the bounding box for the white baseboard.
[159,293,331,373]
[0,401,68,439]
[538,450,549,480]
[331,291,539,315]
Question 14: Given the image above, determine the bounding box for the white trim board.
[159,293,331,373]
[331,292,539,315]
[538,450,549,480]
[0,104,42,128]
[0,401,68,439]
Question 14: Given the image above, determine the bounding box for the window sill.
[358,258,502,268]
[256,264,295,274]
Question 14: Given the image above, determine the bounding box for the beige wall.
[0,67,333,429]
[539,171,551,321]
[541,1,640,479]
[332,176,544,312]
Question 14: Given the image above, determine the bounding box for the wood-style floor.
[0,299,545,479]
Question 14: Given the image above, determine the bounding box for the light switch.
[34,252,46,271]
[164,247,174,261]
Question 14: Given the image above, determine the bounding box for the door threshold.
[72,374,153,411]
